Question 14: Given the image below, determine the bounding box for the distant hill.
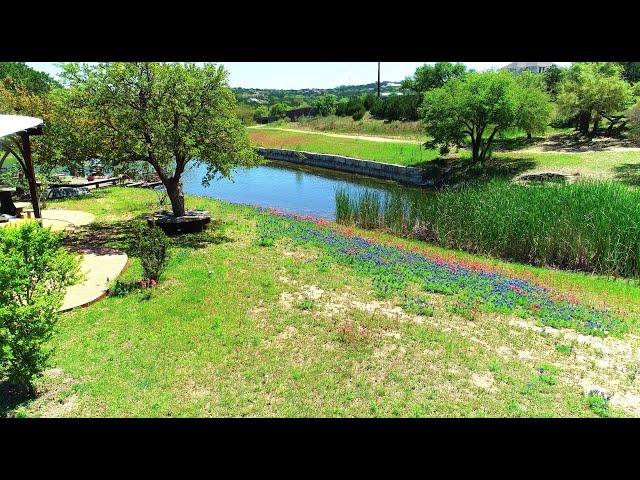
[233,81,402,107]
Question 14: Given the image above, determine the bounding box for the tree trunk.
[527,132,532,140]
[471,139,480,163]
[165,179,186,217]
[590,115,600,138]
[578,111,591,136]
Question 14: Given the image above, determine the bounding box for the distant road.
[248,125,423,145]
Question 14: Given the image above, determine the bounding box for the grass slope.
[6,188,639,418]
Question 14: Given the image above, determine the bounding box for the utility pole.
[377,62,381,98]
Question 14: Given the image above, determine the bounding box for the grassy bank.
[336,179,640,279]
[249,128,437,167]
[6,187,640,418]
[249,126,640,183]
[292,114,424,139]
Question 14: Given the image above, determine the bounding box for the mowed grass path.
[11,188,640,418]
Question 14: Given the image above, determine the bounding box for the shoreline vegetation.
[335,180,640,280]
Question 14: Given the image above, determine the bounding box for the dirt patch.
[17,368,80,418]
[471,372,497,393]
[513,171,580,185]
[278,280,640,416]
[185,379,211,400]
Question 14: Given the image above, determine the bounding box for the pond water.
[182,160,426,220]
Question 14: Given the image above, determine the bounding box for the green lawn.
[249,128,438,167]
[6,187,640,418]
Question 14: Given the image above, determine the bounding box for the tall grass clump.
[336,179,640,279]
[335,188,354,225]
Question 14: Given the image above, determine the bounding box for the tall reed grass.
[335,180,640,279]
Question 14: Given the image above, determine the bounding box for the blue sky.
[25,62,571,89]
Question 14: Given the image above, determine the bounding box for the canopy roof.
[0,114,44,139]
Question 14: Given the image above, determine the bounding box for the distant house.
[503,62,555,74]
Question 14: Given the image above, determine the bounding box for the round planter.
[146,210,211,235]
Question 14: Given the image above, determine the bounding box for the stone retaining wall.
[256,148,432,187]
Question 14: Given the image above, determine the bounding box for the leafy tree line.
[0,62,61,94]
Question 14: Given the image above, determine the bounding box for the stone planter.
[146,210,211,235]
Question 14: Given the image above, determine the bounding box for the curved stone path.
[36,208,128,311]
[41,208,96,231]
[60,250,128,311]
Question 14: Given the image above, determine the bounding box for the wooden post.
[19,131,41,219]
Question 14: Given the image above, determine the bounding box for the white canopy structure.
[0,114,44,139]
[0,114,45,218]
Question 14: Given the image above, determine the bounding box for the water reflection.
[182,160,427,219]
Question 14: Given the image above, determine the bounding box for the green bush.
[370,94,421,121]
[269,103,289,119]
[131,224,169,282]
[313,94,338,116]
[0,222,80,393]
[351,106,366,121]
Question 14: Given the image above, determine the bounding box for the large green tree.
[514,72,553,139]
[60,62,260,217]
[541,64,565,98]
[421,70,552,163]
[556,62,633,137]
[401,62,467,94]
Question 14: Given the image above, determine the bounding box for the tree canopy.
[0,62,60,94]
[401,62,467,95]
[269,102,289,118]
[0,82,53,174]
[59,62,260,216]
[421,70,552,163]
[620,62,640,83]
[556,62,633,136]
[314,94,338,116]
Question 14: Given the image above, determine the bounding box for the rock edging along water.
[256,148,433,187]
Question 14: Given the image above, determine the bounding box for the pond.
[182,160,427,219]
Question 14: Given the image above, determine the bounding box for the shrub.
[257,236,274,247]
[0,222,80,393]
[586,390,611,417]
[314,94,338,116]
[370,94,422,121]
[269,103,288,119]
[351,106,366,121]
[253,105,269,121]
[130,224,169,282]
